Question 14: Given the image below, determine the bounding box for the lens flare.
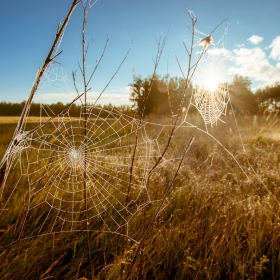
[191,51,230,126]
[203,76,220,92]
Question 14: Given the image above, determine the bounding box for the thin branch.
[127,31,168,201]
[190,48,207,70]
[78,61,83,75]
[0,0,81,191]
[121,32,168,280]
[175,55,185,77]
[25,91,87,137]
[89,0,98,9]
[166,57,174,116]
[72,70,81,96]
[51,50,63,61]
[144,21,197,193]
[93,41,133,106]
[86,36,109,86]
[209,18,229,35]
[80,1,93,279]
[124,15,209,277]
[183,42,190,56]
[125,127,197,280]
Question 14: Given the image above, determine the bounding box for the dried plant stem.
[125,11,212,278]
[125,127,197,280]
[0,0,81,192]
[26,91,87,137]
[80,1,93,279]
[93,42,133,106]
[120,33,168,280]
[146,10,202,193]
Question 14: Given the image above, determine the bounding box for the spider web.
[186,20,230,128]
[0,17,260,248]
[192,82,229,126]
[0,74,174,243]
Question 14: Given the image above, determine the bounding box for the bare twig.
[0,0,81,192]
[209,18,229,35]
[72,70,83,104]
[80,1,93,279]
[87,35,109,86]
[125,10,216,277]
[25,91,87,137]
[125,127,197,280]
[93,39,133,106]
[145,8,202,193]
[127,31,169,201]
[120,32,169,280]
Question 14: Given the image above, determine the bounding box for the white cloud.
[235,43,244,48]
[228,46,280,87]
[247,35,264,45]
[269,36,280,60]
[104,86,131,95]
[34,87,132,105]
[208,47,232,58]
[34,93,76,101]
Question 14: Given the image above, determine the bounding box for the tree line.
[0,102,133,117]
[130,74,280,116]
[1,75,279,117]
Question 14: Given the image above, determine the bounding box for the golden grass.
[0,116,58,124]
[0,115,280,279]
[0,116,115,124]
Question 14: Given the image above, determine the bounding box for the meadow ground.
[0,114,280,279]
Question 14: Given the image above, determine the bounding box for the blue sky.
[0,0,280,105]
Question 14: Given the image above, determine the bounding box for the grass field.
[0,114,280,279]
[0,116,63,124]
[0,116,115,124]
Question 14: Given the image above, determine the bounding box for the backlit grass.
[0,115,280,279]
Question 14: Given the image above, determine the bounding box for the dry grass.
[0,116,63,124]
[0,115,280,279]
[0,116,117,124]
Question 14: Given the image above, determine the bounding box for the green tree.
[255,82,280,112]
[229,75,257,115]
[130,75,192,118]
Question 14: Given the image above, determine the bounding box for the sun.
[203,76,220,92]
[192,50,228,94]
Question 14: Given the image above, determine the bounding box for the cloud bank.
[227,35,280,89]
[269,36,280,60]
[34,87,132,105]
[247,35,263,45]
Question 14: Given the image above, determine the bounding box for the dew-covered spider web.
[0,97,177,243]
[190,55,230,127]
[184,19,230,129]
[0,14,262,249]
[2,5,280,280]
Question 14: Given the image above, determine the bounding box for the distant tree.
[232,75,251,89]
[255,82,280,112]
[130,76,147,116]
[0,102,25,116]
[130,75,192,117]
[0,102,134,117]
[228,75,257,115]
